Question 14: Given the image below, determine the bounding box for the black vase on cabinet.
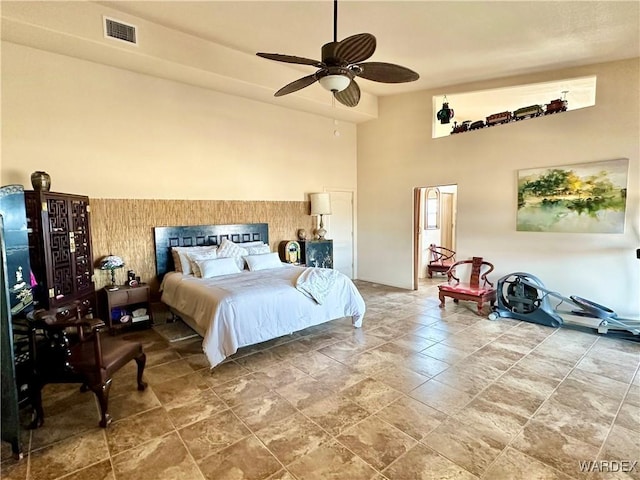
[30,171,51,192]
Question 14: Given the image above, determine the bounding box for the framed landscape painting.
[517,158,629,233]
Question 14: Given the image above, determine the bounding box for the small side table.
[100,284,153,332]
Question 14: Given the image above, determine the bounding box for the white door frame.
[413,184,458,289]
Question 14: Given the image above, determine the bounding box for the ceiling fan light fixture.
[256,0,418,107]
[318,74,351,93]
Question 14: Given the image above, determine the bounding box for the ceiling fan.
[256,0,419,107]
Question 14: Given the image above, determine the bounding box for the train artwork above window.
[432,76,596,139]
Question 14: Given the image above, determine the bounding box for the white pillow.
[171,246,217,274]
[244,252,284,271]
[198,257,242,278]
[187,250,218,277]
[216,239,248,270]
[246,244,271,255]
[242,240,269,247]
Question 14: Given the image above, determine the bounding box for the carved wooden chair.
[438,256,496,315]
[427,244,456,278]
[27,302,146,428]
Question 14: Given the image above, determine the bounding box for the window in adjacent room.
[425,188,440,229]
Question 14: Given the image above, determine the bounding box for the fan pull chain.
[332,96,340,137]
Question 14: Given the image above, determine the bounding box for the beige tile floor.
[2,279,639,480]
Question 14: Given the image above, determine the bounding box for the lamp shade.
[318,74,351,93]
[99,255,124,270]
[310,193,332,216]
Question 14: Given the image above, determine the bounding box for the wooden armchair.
[27,302,146,428]
[438,257,496,315]
[427,244,456,278]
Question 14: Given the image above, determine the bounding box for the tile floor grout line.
[224,372,323,472]
[24,428,31,480]
[171,416,211,480]
[232,390,364,478]
[268,372,411,478]
[414,326,568,479]
[51,454,113,480]
[305,324,631,480]
[588,358,640,473]
[477,329,615,480]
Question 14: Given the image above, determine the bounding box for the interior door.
[324,190,354,278]
[441,193,454,251]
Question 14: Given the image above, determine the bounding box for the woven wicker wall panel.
[90,199,313,296]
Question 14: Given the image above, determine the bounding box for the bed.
[154,223,365,368]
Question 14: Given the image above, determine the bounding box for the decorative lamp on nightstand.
[310,192,332,240]
[98,255,124,291]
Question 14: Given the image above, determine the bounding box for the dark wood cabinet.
[299,240,333,268]
[24,191,96,316]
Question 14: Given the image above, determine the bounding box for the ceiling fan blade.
[274,74,318,97]
[334,80,361,107]
[257,52,324,68]
[335,33,376,64]
[356,62,419,83]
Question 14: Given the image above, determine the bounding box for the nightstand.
[100,284,153,332]
[299,240,333,268]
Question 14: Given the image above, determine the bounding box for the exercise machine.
[488,272,640,341]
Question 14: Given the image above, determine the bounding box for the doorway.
[413,184,458,289]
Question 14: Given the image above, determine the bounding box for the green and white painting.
[517,158,628,233]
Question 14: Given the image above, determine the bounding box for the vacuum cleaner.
[488,272,640,341]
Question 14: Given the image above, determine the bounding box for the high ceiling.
[102,0,639,97]
[3,1,639,122]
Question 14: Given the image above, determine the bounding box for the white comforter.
[160,265,365,368]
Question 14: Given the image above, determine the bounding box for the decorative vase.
[30,171,51,191]
[297,228,307,241]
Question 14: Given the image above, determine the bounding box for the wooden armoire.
[24,191,96,316]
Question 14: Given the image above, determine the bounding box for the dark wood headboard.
[153,223,269,279]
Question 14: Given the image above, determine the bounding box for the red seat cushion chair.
[438,256,496,315]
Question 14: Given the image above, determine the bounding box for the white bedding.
[160,265,365,368]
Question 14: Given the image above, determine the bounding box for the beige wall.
[1,42,359,295]
[1,42,357,200]
[358,58,640,316]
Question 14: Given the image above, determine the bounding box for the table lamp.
[99,255,124,291]
[310,193,332,240]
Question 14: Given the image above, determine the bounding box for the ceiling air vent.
[104,17,137,45]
